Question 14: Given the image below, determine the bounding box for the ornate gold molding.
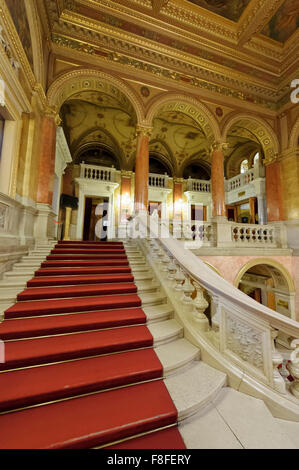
[263,153,278,166]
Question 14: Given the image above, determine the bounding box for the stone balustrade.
[80,163,116,182]
[131,214,299,417]
[187,178,211,193]
[231,223,275,246]
[148,173,169,188]
[226,169,255,192]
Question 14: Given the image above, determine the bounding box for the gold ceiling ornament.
[135,125,153,138]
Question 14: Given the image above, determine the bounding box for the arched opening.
[223,115,278,226]
[147,99,216,222]
[48,73,139,241]
[235,260,295,319]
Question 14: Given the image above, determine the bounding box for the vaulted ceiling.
[40,0,299,111]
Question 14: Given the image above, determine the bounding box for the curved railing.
[129,214,299,418]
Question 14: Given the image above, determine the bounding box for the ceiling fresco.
[186,0,251,22]
[261,0,299,43]
[60,91,137,164]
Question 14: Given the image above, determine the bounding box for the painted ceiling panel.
[185,0,251,22]
[261,0,299,43]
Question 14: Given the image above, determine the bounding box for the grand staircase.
[0,240,298,449]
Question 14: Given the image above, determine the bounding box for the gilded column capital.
[135,125,153,139]
[174,177,185,184]
[121,170,133,178]
[210,142,228,154]
[43,106,62,127]
[263,152,278,166]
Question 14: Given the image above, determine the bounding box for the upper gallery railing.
[186,178,211,193]
[148,173,169,188]
[226,169,255,192]
[128,214,299,414]
[156,220,287,249]
[80,163,116,182]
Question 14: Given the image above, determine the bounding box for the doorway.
[83,197,109,241]
[148,201,161,218]
[191,204,207,221]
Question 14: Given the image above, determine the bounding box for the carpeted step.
[51,248,126,255]
[104,426,186,449]
[41,260,130,268]
[5,294,142,318]
[47,254,127,260]
[35,266,132,277]
[17,283,137,301]
[0,325,153,371]
[0,380,177,449]
[27,273,134,287]
[0,349,162,412]
[0,308,146,340]
[56,241,123,247]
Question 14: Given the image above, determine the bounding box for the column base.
[34,203,57,242]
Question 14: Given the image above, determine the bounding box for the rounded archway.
[145,95,219,180]
[222,114,279,173]
[234,259,295,319]
[289,117,299,149]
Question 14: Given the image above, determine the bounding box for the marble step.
[164,362,227,421]
[135,280,160,293]
[155,338,200,376]
[4,270,37,279]
[143,303,173,323]
[139,291,167,307]
[148,319,183,346]
[178,388,298,449]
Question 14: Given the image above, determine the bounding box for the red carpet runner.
[0,240,186,449]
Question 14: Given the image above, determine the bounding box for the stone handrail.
[187,178,211,192]
[130,214,299,414]
[226,169,255,191]
[80,163,116,182]
[148,173,168,188]
[231,223,275,246]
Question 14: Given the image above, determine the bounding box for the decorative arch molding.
[145,93,221,143]
[47,69,145,124]
[222,113,279,162]
[233,258,295,294]
[289,117,299,149]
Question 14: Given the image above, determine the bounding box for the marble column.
[265,156,284,222]
[134,126,152,213]
[35,108,60,241]
[36,109,60,205]
[120,170,132,222]
[211,142,227,219]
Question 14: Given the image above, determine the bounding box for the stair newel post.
[271,329,287,395]
[289,339,299,398]
[192,282,210,332]
[181,276,195,312]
